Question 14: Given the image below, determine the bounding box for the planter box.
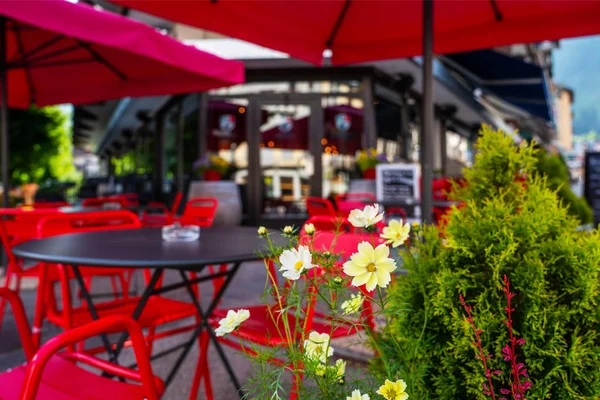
[188,181,242,226]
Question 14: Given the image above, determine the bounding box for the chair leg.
[146,326,156,355]
[32,269,48,349]
[0,268,12,331]
[109,275,119,300]
[189,331,213,400]
[289,373,303,400]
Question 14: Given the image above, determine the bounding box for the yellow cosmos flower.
[304,223,316,235]
[347,389,370,400]
[376,379,409,400]
[341,293,365,315]
[257,226,268,237]
[343,241,397,292]
[304,331,334,363]
[283,225,293,234]
[380,220,410,248]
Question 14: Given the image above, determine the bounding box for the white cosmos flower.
[343,241,397,292]
[215,309,250,337]
[304,331,334,363]
[380,219,411,248]
[348,204,384,228]
[279,245,314,280]
[341,293,365,315]
[347,389,370,400]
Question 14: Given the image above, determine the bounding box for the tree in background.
[8,106,81,186]
[535,149,593,224]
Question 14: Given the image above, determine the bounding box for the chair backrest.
[37,210,142,238]
[81,194,138,208]
[179,197,218,227]
[31,201,71,209]
[300,216,354,235]
[0,209,60,265]
[20,315,163,400]
[305,197,336,217]
[335,192,376,216]
[307,230,385,259]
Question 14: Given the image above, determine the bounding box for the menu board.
[376,163,420,202]
[584,152,600,223]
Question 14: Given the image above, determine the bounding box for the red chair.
[81,194,139,209]
[192,230,384,400]
[141,191,183,227]
[336,192,407,222]
[0,208,60,334]
[335,192,375,216]
[31,201,71,209]
[178,197,218,227]
[305,197,337,218]
[0,288,164,400]
[299,215,355,235]
[34,211,200,354]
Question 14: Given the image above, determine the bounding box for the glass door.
[247,95,323,223]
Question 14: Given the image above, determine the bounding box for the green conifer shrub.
[378,126,600,399]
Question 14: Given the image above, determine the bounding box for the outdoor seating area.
[2,1,600,399]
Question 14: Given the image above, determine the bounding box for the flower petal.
[351,272,371,287]
[365,273,379,292]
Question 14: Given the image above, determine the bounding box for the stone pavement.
[0,261,372,399]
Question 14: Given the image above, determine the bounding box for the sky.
[553,36,600,136]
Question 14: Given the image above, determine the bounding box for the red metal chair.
[0,288,164,400]
[192,230,384,400]
[34,211,200,354]
[299,215,355,235]
[30,201,71,209]
[305,197,337,218]
[335,192,375,216]
[0,208,60,334]
[26,211,142,347]
[336,192,407,221]
[141,191,183,227]
[81,194,139,209]
[178,197,218,227]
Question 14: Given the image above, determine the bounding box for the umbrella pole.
[0,17,8,208]
[421,0,434,224]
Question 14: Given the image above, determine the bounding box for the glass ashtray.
[162,223,200,242]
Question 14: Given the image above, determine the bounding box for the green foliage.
[7,106,80,186]
[535,150,593,224]
[379,125,600,399]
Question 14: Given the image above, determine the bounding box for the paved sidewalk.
[0,261,372,399]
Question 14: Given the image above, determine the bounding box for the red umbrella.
[111,0,600,222]
[109,0,600,65]
[0,0,244,206]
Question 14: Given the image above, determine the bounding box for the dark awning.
[439,50,552,122]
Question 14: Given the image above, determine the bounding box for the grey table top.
[12,227,270,269]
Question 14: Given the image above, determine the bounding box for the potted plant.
[356,148,385,179]
[189,153,241,226]
[192,153,231,181]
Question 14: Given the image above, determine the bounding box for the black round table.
[12,226,270,396]
[12,226,268,269]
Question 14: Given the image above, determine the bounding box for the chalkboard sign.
[584,152,600,223]
[375,163,420,202]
